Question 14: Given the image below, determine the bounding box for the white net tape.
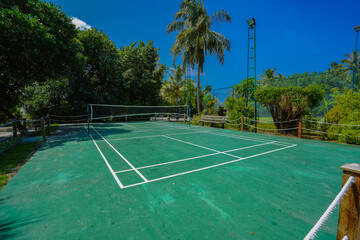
[304,176,355,240]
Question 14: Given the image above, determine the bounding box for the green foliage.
[323,90,360,144]
[232,78,255,98]
[23,78,70,118]
[161,64,186,104]
[224,96,254,129]
[0,0,80,118]
[256,85,325,132]
[119,41,166,105]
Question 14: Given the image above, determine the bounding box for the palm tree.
[258,68,277,82]
[203,84,212,95]
[328,62,344,71]
[340,50,360,88]
[167,0,231,114]
[161,64,187,104]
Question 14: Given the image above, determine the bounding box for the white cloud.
[71,17,91,30]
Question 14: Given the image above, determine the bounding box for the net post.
[337,163,360,240]
[12,119,17,137]
[46,114,50,136]
[184,113,186,124]
[241,115,244,131]
[298,118,302,138]
[167,113,170,122]
[40,117,46,142]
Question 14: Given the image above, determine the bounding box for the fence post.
[40,117,46,142]
[336,163,360,240]
[298,118,302,138]
[23,118,27,130]
[241,115,244,131]
[12,119,17,137]
[46,114,50,136]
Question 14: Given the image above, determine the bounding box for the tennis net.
[87,104,189,131]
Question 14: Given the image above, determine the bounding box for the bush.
[224,96,254,130]
[324,90,360,144]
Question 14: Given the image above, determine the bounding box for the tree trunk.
[197,67,201,114]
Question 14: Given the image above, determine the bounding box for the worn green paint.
[0,122,359,239]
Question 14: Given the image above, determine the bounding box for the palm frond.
[210,10,231,26]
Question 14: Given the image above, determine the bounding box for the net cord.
[49,114,88,118]
[91,113,188,121]
[89,104,186,108]
[304,176,355,240]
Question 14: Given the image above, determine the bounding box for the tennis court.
[0,120,359,239]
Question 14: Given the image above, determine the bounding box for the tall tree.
[167,0,231,114]
[0,0,79,119]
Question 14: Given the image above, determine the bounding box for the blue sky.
[52,0,360,90]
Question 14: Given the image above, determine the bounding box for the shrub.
[324,90,360,144]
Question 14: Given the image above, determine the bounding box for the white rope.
[0,120,15,128]
[245,117,300,124]
[0,131,15,141]
[18,129,42,133]
[304,176,355,240]
[243,123,299,131]
[224,116,243,122]
[303,119,360,127]
[16,118,41,123]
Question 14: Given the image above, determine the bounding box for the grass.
[0,141,42,189]
[0,124,60,190]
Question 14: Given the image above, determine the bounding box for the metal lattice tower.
[245,18,257,132]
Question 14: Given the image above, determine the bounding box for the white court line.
[205,131,292,146]
[122,144,297,189]
[91,125,149,182]
[120,123,137,128]
[162,135,242,159]
[150,121,189,130]
[85,127,124,189]
[108,130,208,141]
[114,141,275,173]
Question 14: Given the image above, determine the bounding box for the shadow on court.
[0,196,42,239]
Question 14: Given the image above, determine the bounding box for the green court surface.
[0,121,359,239]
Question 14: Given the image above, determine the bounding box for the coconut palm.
[258,68,277,82]
[167,0,231,113]
[161,65,186,104]
[340,50,360,88]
